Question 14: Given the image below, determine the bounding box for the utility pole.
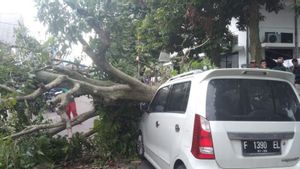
[295,0,299,58]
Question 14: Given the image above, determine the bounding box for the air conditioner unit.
[266,32,281,43]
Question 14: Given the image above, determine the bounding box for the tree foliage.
[186,0,283,62]
[0,0,289,167]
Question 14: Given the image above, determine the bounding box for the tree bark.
[295,0,299,58]
[47,109,97,136]
[6,109,97,139]
[35,71,156,102]
[210,48,221,67]
[249,0,262,62]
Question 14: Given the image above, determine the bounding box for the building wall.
[0,13,23,45]
[232,0,298,67]
[259,1,295,42]
[237,31,247,67]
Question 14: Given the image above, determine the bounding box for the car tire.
[136,132,144,158]
[176,164,186,169]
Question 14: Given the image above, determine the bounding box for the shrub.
[93,102,141,161]
[0,133,94,169]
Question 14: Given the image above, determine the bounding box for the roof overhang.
[261,43,295,48]
[232,45,244,52]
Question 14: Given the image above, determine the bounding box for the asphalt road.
[44,96,154,169]
[138,160,155,169]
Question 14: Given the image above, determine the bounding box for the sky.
[0,0,93,65]
[0,0,47,41]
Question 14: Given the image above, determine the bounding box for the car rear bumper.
[180,149,300,169]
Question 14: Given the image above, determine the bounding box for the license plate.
[242,140,281,156]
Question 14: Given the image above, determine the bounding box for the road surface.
[138,160,155,169]
[44,96,155,169]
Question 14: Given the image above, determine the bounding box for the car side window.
[165,81,191,113]
[149,86,170,112]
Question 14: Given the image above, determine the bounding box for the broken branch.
[6,108,96,140]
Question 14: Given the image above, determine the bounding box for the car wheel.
[175,164,186,169]
[136,132,144,158]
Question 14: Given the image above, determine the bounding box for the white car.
[137,68,300,169]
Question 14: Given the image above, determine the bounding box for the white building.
[228,0,297,68]
[0,13,23,45]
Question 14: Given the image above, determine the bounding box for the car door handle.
[155,121,160,128]
[175,124,180,132]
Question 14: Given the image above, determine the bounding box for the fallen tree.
[4,62,156,139]
[1,0,220,141]
[1,0,159,137]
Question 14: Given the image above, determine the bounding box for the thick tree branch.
[83,129,96,138]
[51,59,88,68]
[53,66,115,86]
[0,84,16,93]
[48,108,97,136]
[7,121,64,140]
[66,3,153,92]
[51,83,80,110]
[77,35,97,61]
[35,70,154,102]
[17,75,67,101]
[48,82,81,129]
[6,108,96,140]
[78,36,154,93]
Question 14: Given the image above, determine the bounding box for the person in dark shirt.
[291,59,300,95]
[292,59,300,84]
[272,57,287,71]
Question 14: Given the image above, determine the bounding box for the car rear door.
[206,79,300,168]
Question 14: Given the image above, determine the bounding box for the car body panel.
[139,69,300,169]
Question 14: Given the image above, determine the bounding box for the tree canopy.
[0,0,291,167]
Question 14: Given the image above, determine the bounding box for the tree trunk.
[248,0,262,62]
[295,0,299,58]
[210,48,221,67]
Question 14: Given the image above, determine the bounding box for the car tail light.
[191,114,215,159]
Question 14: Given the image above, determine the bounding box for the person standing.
[66,96,78,119]
[259,59,268,69]
[249,60,257,68]
[272,57,287,71]
[61,88,78,141]
[292,59,300,94]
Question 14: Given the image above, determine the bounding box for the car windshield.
[206,79,300,121]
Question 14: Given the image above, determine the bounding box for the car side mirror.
[140,102,150,113]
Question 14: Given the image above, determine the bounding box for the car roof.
[165,68,295,85]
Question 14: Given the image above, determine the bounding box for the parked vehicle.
[137,68,300,169]
[43,88,67,112]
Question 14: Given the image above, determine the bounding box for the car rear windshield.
[206,79,300,121]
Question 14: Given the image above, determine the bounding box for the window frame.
[148,80,192,114]
[165,81,191,114]
[206,78,300,121]
[149,85,170,113]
